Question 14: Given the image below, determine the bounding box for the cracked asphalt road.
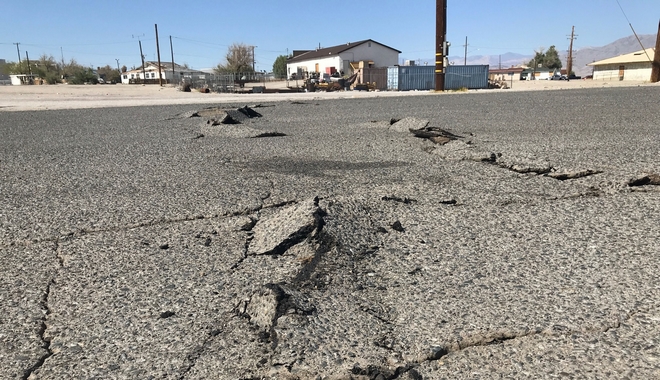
[1,87,659,379]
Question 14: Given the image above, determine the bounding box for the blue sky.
[1,0,657,71]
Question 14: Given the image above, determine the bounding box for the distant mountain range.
[440,34,656,77]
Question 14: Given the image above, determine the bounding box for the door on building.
[315,63,319,73]
[619,65,625,80]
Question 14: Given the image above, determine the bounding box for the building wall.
[286,42,399,79]
[287,56,341,79]
[121,66,208,84]
[592,62,652,81]
[338,43,399,71]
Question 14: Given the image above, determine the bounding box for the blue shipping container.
[387,65,489,91]
[387,66,435,91]
[445,65,489,90]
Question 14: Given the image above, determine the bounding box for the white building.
[286,39,401,79]
[9,74,37,85]
[587,48,656,81]
[121,61,209,84]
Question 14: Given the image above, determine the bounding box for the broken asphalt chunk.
[381,196,416,204]
[247,198,325,256]
[389,117,429,133]
[628,173,660,187]
[547,169,603,181]
[391,220,405,232]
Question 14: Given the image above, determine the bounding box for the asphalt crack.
[22,279,55,380]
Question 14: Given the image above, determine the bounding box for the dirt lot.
[0,78,656,112]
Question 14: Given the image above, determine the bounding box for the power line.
[172,36,229,48]
[615,0,653,61]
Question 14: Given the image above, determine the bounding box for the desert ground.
[1,82,659,379]
[0,78,656,111]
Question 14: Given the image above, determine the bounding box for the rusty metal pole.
[651,20,660,83]
[155,24,163,86]
[434,0,446,92]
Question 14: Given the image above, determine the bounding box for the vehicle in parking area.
[550,74,567,80]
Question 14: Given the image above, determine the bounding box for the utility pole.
[139,40,146,82]
[14,43,21,65]
[61,47,65,66]
[651,19,660,82]
[25,51,32,76]
[155,24,163,86]
[169,35,175,83]
[115,59,120,73]
[251,45,257,72]
[651,22,660,83]
[567,26,577,78]
[463,36,468,65]
[434,0,447,91]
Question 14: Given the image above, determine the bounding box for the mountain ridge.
[437,33,657,76]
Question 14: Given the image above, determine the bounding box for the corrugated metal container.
[387,66,435,91]
[445,65,489,90]
[387,65,489,91]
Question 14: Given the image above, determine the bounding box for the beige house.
[587,48,656,81]
[286,39,400,80]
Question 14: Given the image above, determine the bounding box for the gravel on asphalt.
[1,87,659,379]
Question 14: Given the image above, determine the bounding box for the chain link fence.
[179,72,274,93]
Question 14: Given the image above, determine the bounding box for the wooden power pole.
[463,36,468,65]
[567,26,576,77]
[435,0,447,91]
[651,19,660,83]
[170,36,175,82]
[155,24,163,86]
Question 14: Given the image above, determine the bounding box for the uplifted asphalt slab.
[1,88,659,379]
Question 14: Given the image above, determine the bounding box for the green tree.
[272,55,288,79]
[527,45,563,69]
[97,65,121,83]
[3,61,30,75]
[33,54,61,84]
[544,46,562,70]
[215,43,255,74]
[60,59,98,84]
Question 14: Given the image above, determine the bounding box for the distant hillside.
[434,34,657,77]
[446,52,531,68]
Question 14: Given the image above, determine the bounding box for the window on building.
[123,75,127,79]
[151,73,155,78]
[130,74,134,79]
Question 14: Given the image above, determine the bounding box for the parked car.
[550,74,567,80]
[568,74,581,80]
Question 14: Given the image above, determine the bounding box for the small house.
[587,48,656,81]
